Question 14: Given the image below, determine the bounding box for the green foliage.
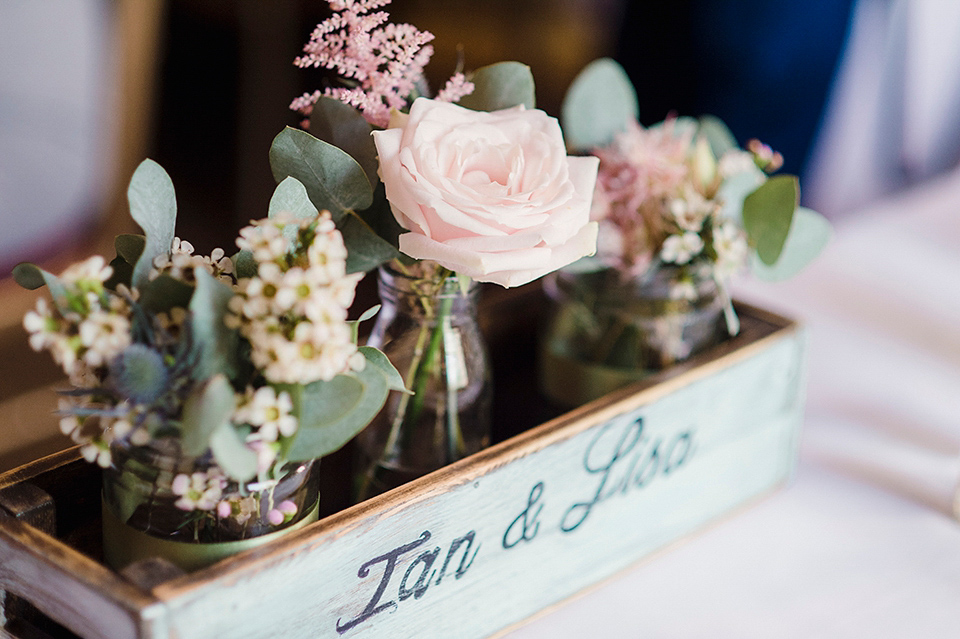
[180,374,235,457]
[340,211,403,273]
[269,127,373,220]
[269,176,319,222]
[138,274,194,314]
[561,58,638,152]
[715,168,766,221]
[458,61,536,112]
[348,305,381,343]
[269,176,320,244]
[751,207,832,281]
[115,234,146,265]
[742,175,799,266]
[210,421,258,482]
[231,250,256,279]
[282,348,400,462]
[189,269,239,382]
[349,181,404,272]
[358,345,408,393]
[12,263,68,307]
[697,115,738,158]
[127,159,177,288]
[309,96,379,186]
[12,263,45,290]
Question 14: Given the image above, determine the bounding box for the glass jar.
[355,264,491,500]
[102,439,320,572]
[538,265,724,407]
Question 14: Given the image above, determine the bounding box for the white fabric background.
[0,0,112,265]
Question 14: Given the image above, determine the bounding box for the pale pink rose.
[372,97,599,287]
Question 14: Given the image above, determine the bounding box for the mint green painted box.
[0,301,804,639]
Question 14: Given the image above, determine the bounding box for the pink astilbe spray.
[292,0,474,128]
[592,118,694,275]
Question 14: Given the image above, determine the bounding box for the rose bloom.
[373,97,599,287]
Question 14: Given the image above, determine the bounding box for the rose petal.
[480,222,599,287]
[375,98,599,286]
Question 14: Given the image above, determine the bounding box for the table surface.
[504,169,960,638]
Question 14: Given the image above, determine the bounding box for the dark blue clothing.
[616,0,855,178]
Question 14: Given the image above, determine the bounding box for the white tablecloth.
[506,170,960,638]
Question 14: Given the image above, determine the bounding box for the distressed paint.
[0,306,805,639]
[153,322,805,639]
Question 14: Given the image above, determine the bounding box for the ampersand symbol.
[502,482,544,549]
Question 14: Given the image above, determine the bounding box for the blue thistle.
[109,344,169,404]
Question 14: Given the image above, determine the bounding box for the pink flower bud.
[267,509,284,526]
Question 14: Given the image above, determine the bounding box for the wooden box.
[0,297,805,639]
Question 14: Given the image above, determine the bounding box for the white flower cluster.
[229,212,365,385]
[23,256,132,386]
[712,221,749,279]
[172,470,226,511]
[234,385,297,473]
[58,397,149,468]
[151,237,234,283]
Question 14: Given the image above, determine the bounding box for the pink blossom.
[292,0,472,128]
[267,509,285,526]
[592,118,694,274]
[435,72,475,104]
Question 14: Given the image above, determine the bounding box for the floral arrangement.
[281,0,598,286]
[561,59,831,311]
[15,159,402,544]
[589,120,782,285]
[274,0,600,486]
[536,59,831,404]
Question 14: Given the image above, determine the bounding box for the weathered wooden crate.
[0,295,805,639]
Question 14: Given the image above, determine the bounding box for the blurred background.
[3,0,959,469]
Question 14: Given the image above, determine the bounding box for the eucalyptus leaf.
[560,58,638,152]
[697,115,738,158]
[115,234,146,265]
[309,97,379,186]
[12,263,68,307]
[339,211,402,273]
[751,207,831,281]
[181,374,236,457]
[12,262,48,290]
[105,255,134,291]
[742,175,799,266]
[284,364,389,462]
[269,127,373,220]
[354,181,404,256]
[189,268,239,381]
[210,420,258,482]
[348,305,381,343]
[232,249,256,279]
[138,274,194,313]
[128,159,177,288]
[269,176,319,221]
[715,167,766,222]
[270,176,320,243]
[458,61,536,112]
[356,305,380,324]
[359,345,408,393]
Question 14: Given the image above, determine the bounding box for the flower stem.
[380,267,458,463]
